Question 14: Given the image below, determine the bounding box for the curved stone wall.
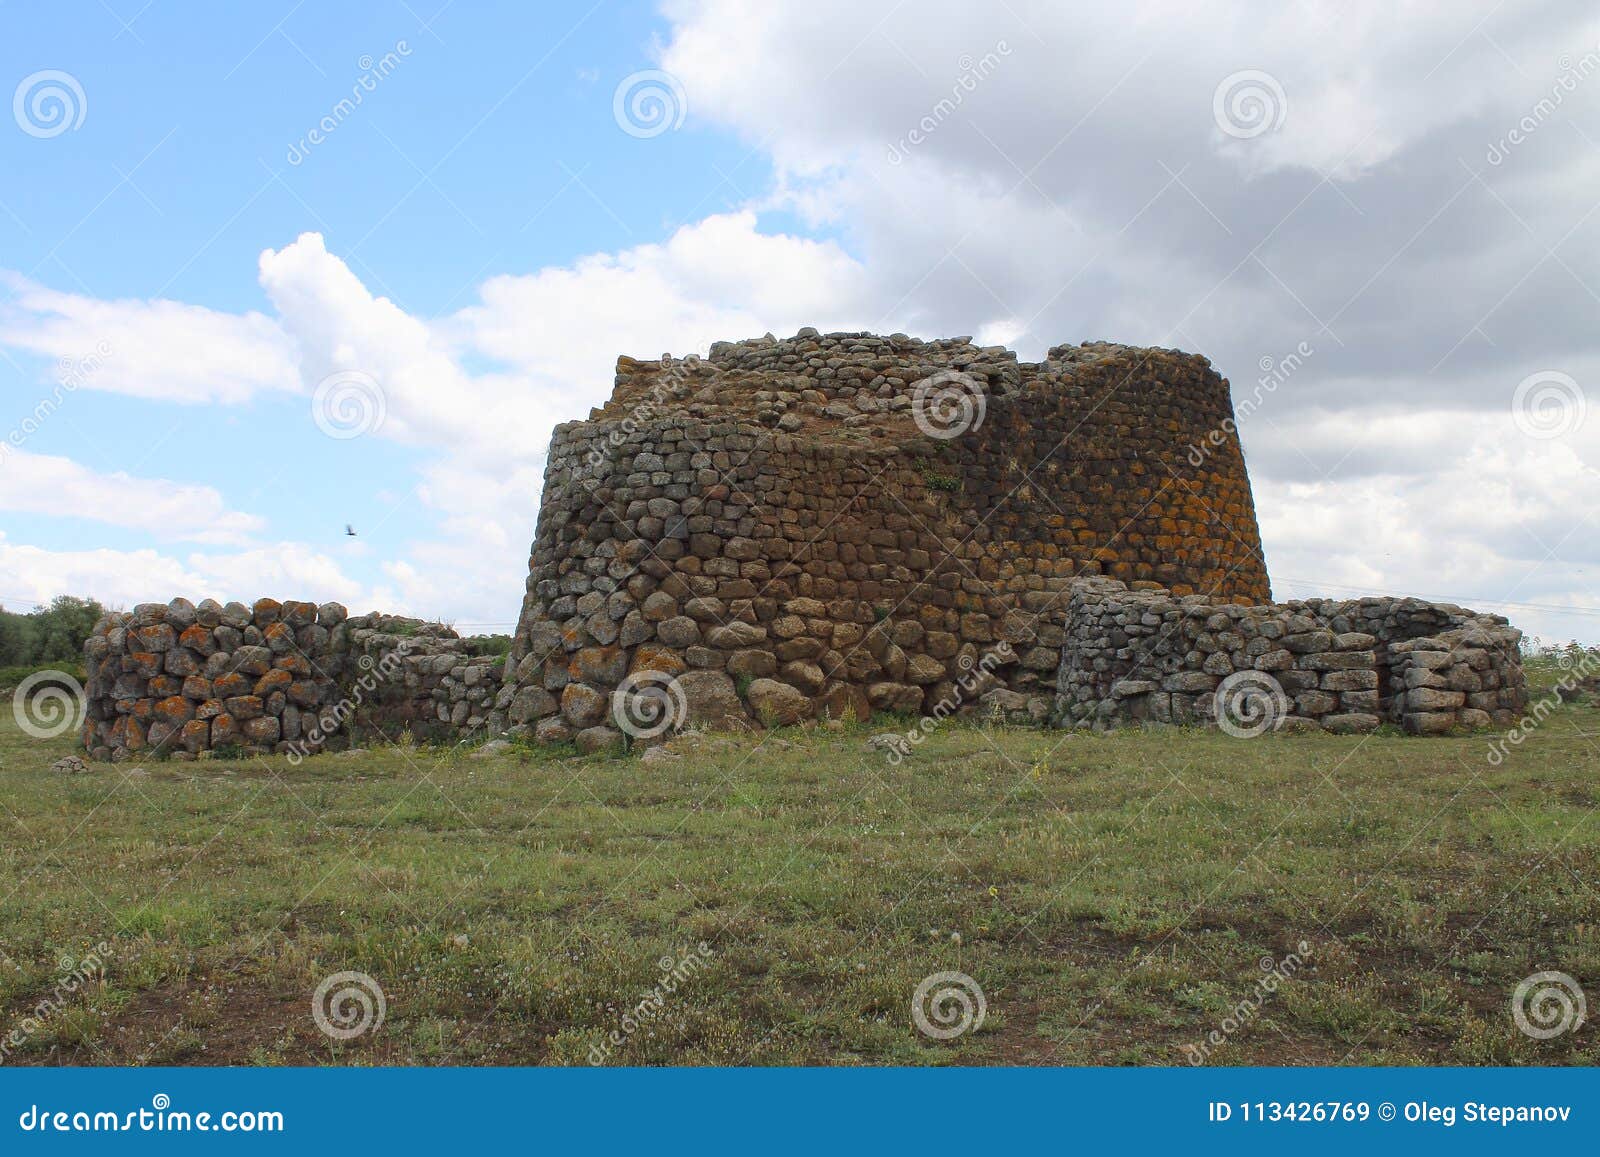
[81,331,1526,759]
[503,329,1271,744]
[1053,578,1528,734]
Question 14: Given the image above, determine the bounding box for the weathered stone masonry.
[1053,578,1526,735]
[81,329,1527,760]
[504,330,1267,750]
[80,597,505,761]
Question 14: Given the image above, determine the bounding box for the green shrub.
[914,457,962,492]
[0,662,86,694]
[0,595,104,669]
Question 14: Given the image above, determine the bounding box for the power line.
[1274,577,1600,619]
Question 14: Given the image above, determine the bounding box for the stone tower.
[500,329,1270,744]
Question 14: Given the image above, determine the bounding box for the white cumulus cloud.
[0,271,299,404]
[0,448,264,544]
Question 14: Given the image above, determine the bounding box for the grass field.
[1,665,1595,1067]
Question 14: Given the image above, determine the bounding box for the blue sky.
[3,1,1599,643]
[1,1,784,631]
[4,1,763,307]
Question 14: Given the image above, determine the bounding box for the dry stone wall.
[81,329,1527,759]
[503,329,1272,747]
[1053,577,1527,734]
[82,597,504,761]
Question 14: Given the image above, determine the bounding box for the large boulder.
[674,671,749,730]
[508,686,557,725]
[575,725,624,754]
[867,682,925,713]
[560,683,608,729]
[818,682,871,724]
[745,678,811,726]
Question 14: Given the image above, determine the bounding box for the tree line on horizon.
[0,595,104,674]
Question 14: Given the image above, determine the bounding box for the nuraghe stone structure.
[1053,577,1526,734]
[501,330,1271,750]
[80,599,506,762]
[81,329,1528,761]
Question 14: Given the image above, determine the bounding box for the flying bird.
[345,524,358,537]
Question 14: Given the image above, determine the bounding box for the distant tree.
[0,596,104,667]
[32,595,103,662]
[0,605,31,666]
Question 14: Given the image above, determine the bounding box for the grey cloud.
[661,0,1600,637]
